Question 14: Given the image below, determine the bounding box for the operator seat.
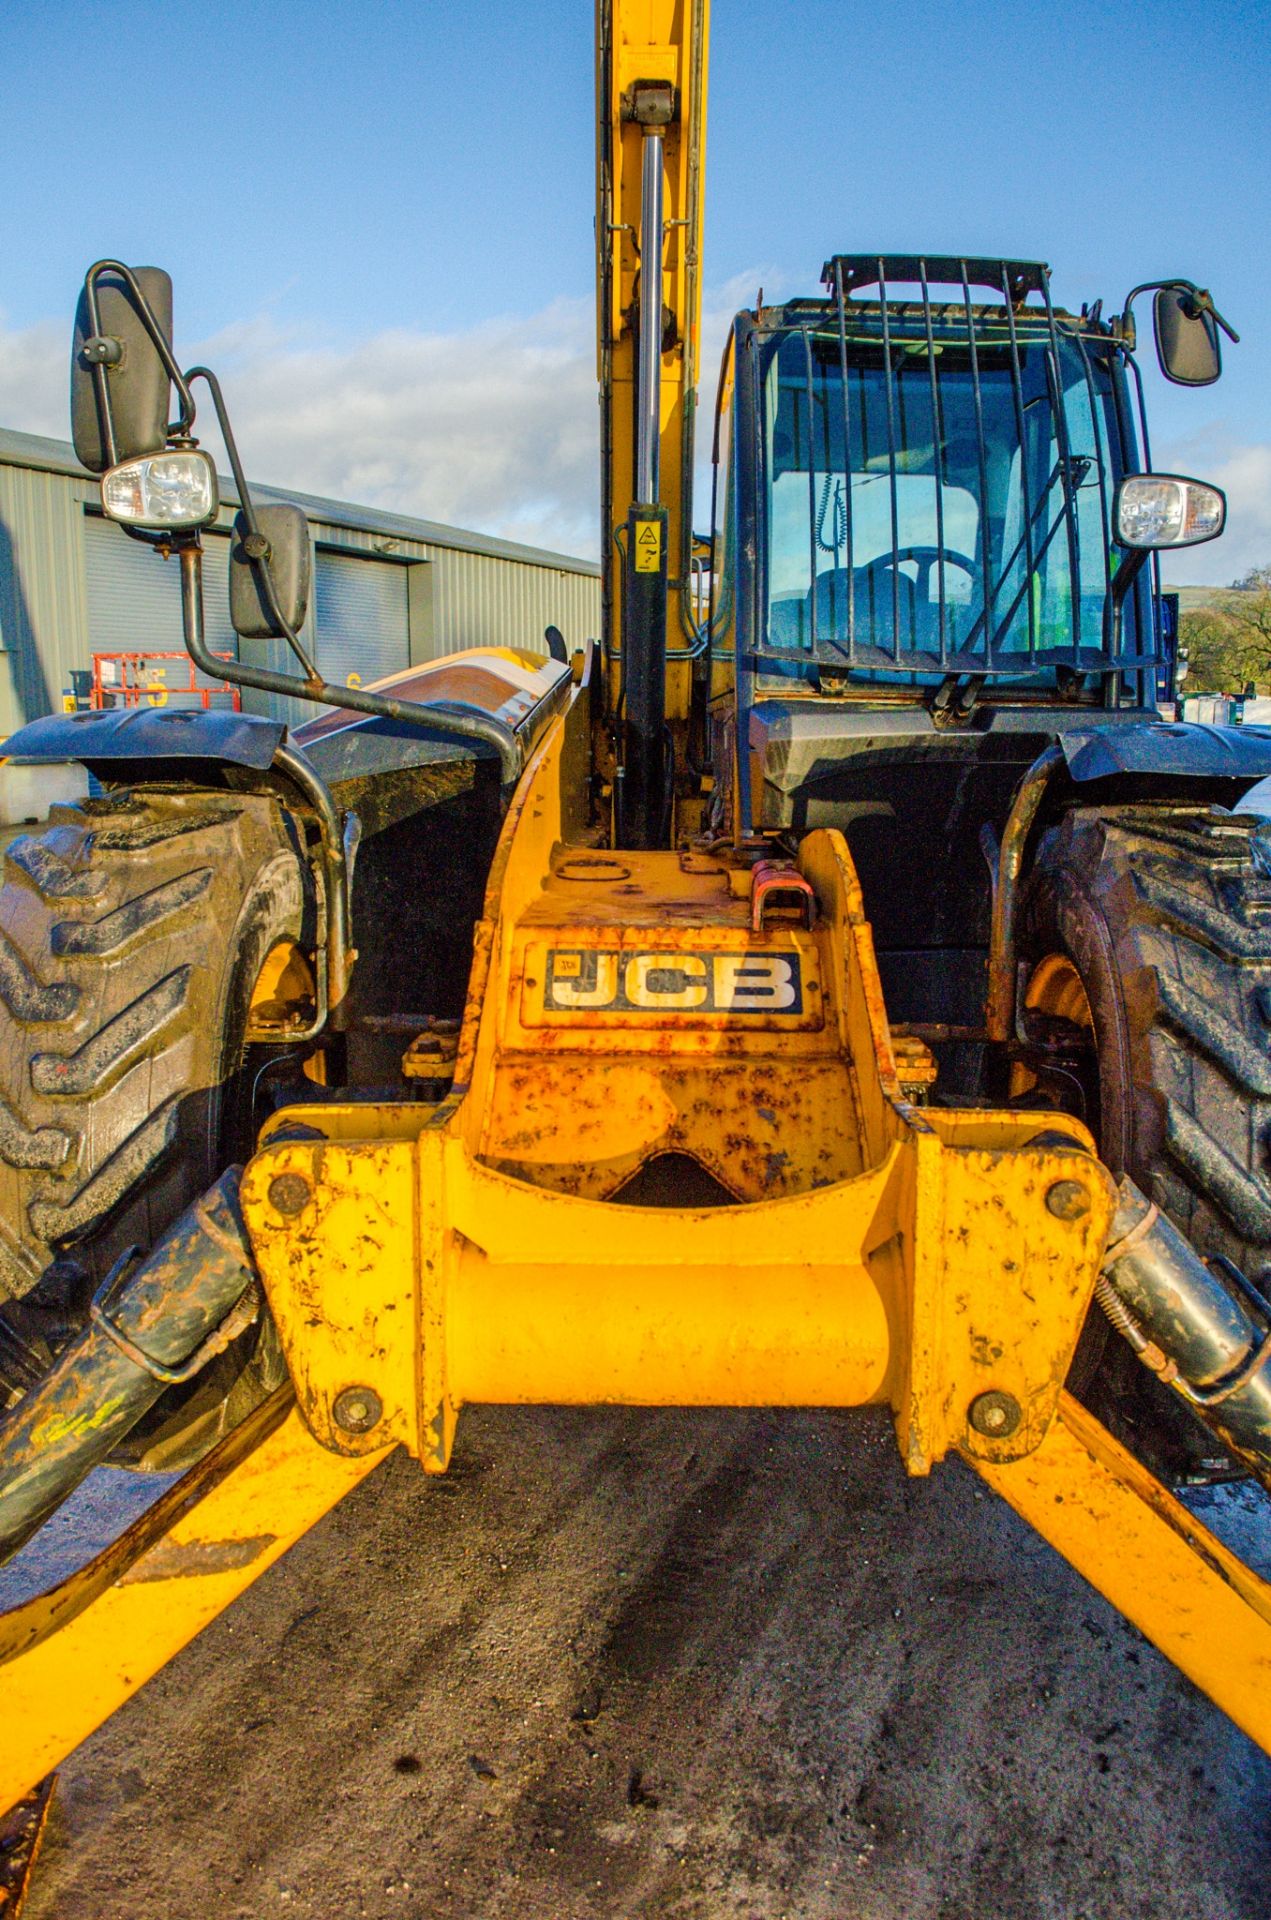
[808,564,918,649]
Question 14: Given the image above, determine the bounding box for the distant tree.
[1226,567,1271,675]
[1180,608,1258,694]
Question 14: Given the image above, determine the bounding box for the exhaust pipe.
[1098,1178,1271,1488]
[0,1169,260,1564]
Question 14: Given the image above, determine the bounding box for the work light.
[100,447,219,530]
[1114,474,1225,549]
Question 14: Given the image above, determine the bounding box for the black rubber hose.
[0,1169,259,1565]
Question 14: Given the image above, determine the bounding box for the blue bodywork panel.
[1061,722,1271,783]
[2,707,285,771]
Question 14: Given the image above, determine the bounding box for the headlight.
[100,448,219,530]
[1114,474,1225,550]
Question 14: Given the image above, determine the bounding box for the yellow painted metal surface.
[969,1391,1271,1752]
[245,1119,1109,1477]
[242,693,1114,1488]
[0,1391,389,1810]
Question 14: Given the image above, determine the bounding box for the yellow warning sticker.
[634,519,662,573]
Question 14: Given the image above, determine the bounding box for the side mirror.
[71,266,174,472]
[229,505,311,639]
[1154,287,1221,387]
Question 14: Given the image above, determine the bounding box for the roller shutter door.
[84,514,239,705]
[314,549,410,689]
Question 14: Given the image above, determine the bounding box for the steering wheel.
[857,545,978,604]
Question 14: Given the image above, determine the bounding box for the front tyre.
[1018,803,1271,1480]
[0,787,316,1469]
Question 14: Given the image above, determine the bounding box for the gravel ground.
[16,1403,1271,1920]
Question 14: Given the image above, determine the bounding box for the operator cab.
[706,254,1232,1034]
[710,256,1228,759]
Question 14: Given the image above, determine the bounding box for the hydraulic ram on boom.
[598,0,707,847]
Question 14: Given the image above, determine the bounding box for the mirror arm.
[1191,289,1240,346]
[83,273,525,787]
[185,366,324,681]
[172,521,523,786]
[1110,546,1150,606]
[181,374,523,779]
[1118,278,1241,352]
[83,261,197,456]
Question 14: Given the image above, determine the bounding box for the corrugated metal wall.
[313,548,410,686]
[428,545,599,658]
[298,511,600,658]
[0,453,93,733]
[84,517,239,661]
[0,430,600,741]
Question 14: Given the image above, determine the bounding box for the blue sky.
[1,0,1268,578]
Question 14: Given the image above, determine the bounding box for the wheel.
[1017,802,1271,1480]
[0,785,316,1470]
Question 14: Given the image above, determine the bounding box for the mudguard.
[2,706,284,770]
[1062,721,1271,783]
[3,651,578,798]
[289,649,574,791]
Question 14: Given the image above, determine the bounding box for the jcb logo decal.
[545,949,802,1015]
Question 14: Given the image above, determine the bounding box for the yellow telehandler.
[1,0,1269,1898]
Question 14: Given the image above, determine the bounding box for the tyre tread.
[1032,803,1271,1273]
[0,789,308,1295]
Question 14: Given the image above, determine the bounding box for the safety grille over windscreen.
[756,256,1151,680]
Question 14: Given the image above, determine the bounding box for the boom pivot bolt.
[968,1391,1022,1439]
[332,1386,383,1435]
[1045,1179,1091,1221]
[268,1172,312,1217]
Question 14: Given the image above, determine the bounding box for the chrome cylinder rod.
[1100,1178,1271,1489]
[636,130,665,505]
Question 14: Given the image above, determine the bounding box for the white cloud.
[0,299,601,555]
[194,299,602,558]
[0,277,785,561]
[1157,428,1271,587]
[0,315,66,442]
[6,289,1266,590]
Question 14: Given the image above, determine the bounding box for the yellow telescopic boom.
[596,0,708,845]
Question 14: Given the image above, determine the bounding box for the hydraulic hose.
[0,1170,260,1564]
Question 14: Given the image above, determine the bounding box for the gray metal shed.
[0,427,600,739]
